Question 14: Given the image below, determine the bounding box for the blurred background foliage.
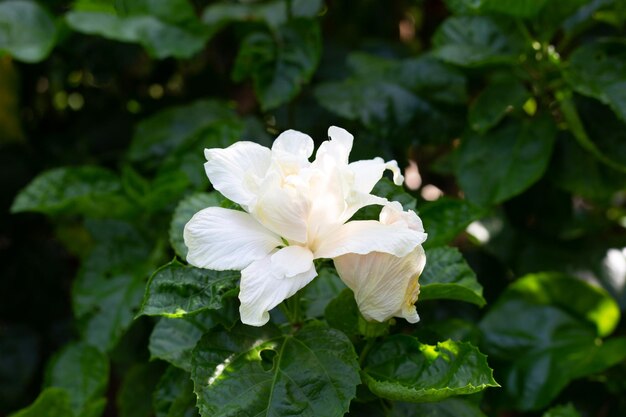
[1,0,626,416]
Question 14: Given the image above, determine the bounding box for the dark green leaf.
[564,40,626,123]
[11,166,132,218]
[8,388,74,417]
[420,247,486,307]
[44,343,109,416]
[117,363,164,417]
[72,220,154,351]
[0,1,57,63]
[419,198,486,248]
[324,288,360,338]
[202,0,323,32]
[543,404,581,417]
[457,116,557,206]
[469,78,530,133]
[479,273,625,410]
[0,326,38,410]
[398,55,468,105]
[390,397,487,417]
[191,322,359,417]
[169,192,224,259]
[149,312,218,372]
[139,260,239,318]
[433,16,525,67]
[127,100,239,165]
[301,267,346,318]
[66,0,208,59]
[153,367,199,417]
[232,19,322,111]
[450,0,550,17]
[362,336,498,402]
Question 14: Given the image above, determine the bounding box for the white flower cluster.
[184,127,427,326]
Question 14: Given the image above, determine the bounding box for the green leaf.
[543,404,581,417]
[191,322,360,417]
[169,192,224,259]
[127,100,239,165]
[65,0,208,59]
[450,0,550,17]
[433,16,525,67]
[362,336,498,403]
[301,267,346,318]
[397,55,468,105]
[232,19,322,111]
[390,397,487,417]
[9,387,74,417]
[44,343,109,416]
[11,166,132,218]
[479,273,625,410]
[457,116,557,206]
[117,363,164,417]
[564,40,626,123]
[202,0,323,32]
[419,198,486,248]
[149,312,218,372]
[0,1,57,63]
[420,247,486,307]
[0,325,38,410]
[324,288,360,338]
[469,78,530,133]
[139,260,239,318]
[72,220,154,351]
[153,367,199,417]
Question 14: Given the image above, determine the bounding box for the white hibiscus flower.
[184,126,427,326]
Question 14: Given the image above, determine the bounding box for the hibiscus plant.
[3,0,626,417]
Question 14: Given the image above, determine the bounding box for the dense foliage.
[2,0,626,416]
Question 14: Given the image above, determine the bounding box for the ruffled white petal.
[380,201,424,232]
[271,245,314,278]
[349,157,404,194]
[250,171,310,244]
[184,207,282,270]
[313,220,426,259]
[315,126,354,166]
[204,142,271,208]
[272,129,314,160]
[334,245,426,323]
[239,251,317,326]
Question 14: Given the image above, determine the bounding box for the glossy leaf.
[433,16,526,67]
[138,260,239,318]
[44,343,109,416]
[72,220,154,351]
[480,273,625,410]
[324,288,360,339]
[419,198,486,248]
[202,0,323,31]
[153,367,199,417]
[232,19,322,111]
[564,40,626,123]
[301,267,346,318]
[9,388,74,417]
[0,1,57,63]
[149,312,218,372]
[390,397,487,417]
[191,322,360,417]
[469,78,529,133]
[362,336,498,403]
[169,192,223,259]
[11,166,132,218]
[420,247,486,307]
[457,116,557,206]
[66,0,208,59]
[127,100,239,165]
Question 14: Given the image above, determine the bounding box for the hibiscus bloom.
[184,126,427,326]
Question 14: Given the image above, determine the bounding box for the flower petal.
[272,129,314,160]
[204,141,271,208]
[313,220,426,259]
[250,171,310,243]
[239,251,317,326]
[349,157,404,194]
[315,126,354,166]
[380,201,424,232]
[184,207,281,270]
[334,245,426,323]
[271,245,314,278]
